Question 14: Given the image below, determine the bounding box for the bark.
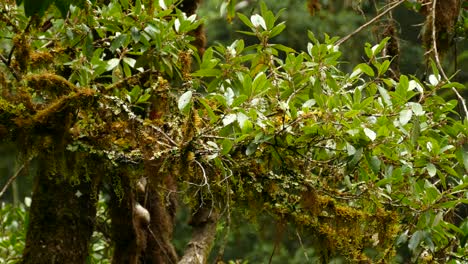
[110,165,179,264]
[142,163,179,264]
[179,205,219,264]
[110,172,144,264]
[21,142,100,264]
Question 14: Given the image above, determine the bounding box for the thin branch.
[0,53,20,81]
[430,0,468,118]
[0,157,32,199]
[336,0,406,46]
[296,230,310,261]
[104,69,154,90]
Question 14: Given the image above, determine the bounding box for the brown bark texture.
[179,206,219,264]
[21,145,100,264]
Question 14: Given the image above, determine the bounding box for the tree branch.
[0,157,33,199]
[336,0,406,46]
[0,53,20,81]
[178,207,219,264]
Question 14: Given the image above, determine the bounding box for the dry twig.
[336,0,406,46]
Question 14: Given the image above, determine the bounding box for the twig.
[336,0,406,46]
[430,0,468,118]
[296,229,310,261]
[0,53,20,81]
[0,158,31,199]
[193,160,208,187]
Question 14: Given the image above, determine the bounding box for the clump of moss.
[12,34,31,73]
[30,51,54,69]
[420,0,461,55]
[27,73,76,97]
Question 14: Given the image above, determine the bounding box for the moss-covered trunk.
[110,164,179,264]
[21,151,100,263]
[21,108,100,263]
[109,172,143,264]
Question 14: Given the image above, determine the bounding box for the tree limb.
[336,0,406,46]
[178,207,219,264]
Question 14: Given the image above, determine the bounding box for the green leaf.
[198,98,218,124]
[53,0,70,17]
[252,72,268,94]
[246,142,258,156]
[377,86,392,106]
[270,22,286,38]
[136,93,151,104]
[399,109,412,126]
[460,220,468,247]
[271,43,295,53]
[222,114,237,126]
[408,230,423,252]
[364,128,376,141]
[371,37,390,56]
[111,34,128,52]
[368,155,381,174]
[411,116,420,146]
[123,57,136,68]
[231,95,248,108]
[192,69,222,77]
[106,58,121,71]
[178,91,192,113]
[237,13,254,29]
[221,139,233,155]
[441,82,465,89]
[378,60,391,76]
[462,147,468,172]
[349,148,363,168]
[356,63,374,77]
[130,27,141,43]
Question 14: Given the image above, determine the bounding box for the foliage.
[0,199,28,264]
[0,0,467,262]
[0,197,113,264]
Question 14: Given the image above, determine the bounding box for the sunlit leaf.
[364,128,376,141]
[178,91,192,112]
[250,14,267,30]
[106,58,121,71]
[399,109,412,126]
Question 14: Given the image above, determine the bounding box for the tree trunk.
[110,171,144,264]
[110,163,179,264]
[142,167,178,264]
[179,205,219,264]
[21,148,100,264]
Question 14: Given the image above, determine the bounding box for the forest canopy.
[0,0,467,263]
